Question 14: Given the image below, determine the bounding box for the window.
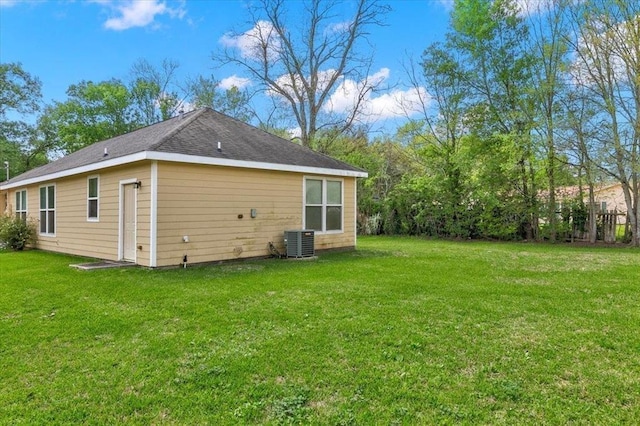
[87,176,99,220]
[15,189,27,221]
[304,178,343,232]
[39,185,55,235]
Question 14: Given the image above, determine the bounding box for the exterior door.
[121,183,136,261]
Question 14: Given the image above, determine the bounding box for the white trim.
[303,176,344,235]
[0,151,367,190]
[326,178,344,234]
[38,183,56,237]
[87,175,100,222]
[147,152,368,178]
[150,161,158,268]
[117,183,124,260]
[354,178,358,247]
[2,153,147,190]
[118,178,138,262]
[15,188,27,219]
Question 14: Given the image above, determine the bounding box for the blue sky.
[1,0,453,132]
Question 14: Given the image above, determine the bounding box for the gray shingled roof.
[3,108,366,186]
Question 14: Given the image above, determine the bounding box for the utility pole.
[3,161,8,181]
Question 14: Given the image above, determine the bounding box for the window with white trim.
[87,176,99,220]
[15,189,27,221]
[39,184,55,235]
[304,178,343,232]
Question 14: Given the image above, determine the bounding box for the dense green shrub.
[0,215,38,251]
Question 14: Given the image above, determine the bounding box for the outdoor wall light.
[134,181,142,189]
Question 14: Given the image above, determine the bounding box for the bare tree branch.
[214,0,389,147]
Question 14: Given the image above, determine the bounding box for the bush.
[0,215,38,251]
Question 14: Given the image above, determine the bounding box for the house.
[591,182,628,218]
[552,183,628,223]
[0,108,368,267]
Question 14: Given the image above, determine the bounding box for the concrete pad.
[70,260,136,270]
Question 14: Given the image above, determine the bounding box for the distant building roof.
[1,108,367,189]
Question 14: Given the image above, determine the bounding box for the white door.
[121,183,136,261]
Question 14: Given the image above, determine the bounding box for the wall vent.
[284,230,315,258]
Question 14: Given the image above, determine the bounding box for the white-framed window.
[87,176,99,221]
[39,184,55,235]
[304,177,343,233]
[15,189,27,221]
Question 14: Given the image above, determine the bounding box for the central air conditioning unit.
[284,230,315,258]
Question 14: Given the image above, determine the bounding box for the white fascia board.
[145,152,369,178]
[0,150,368,190]
[0,152,147,190]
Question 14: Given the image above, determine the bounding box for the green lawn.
[1,237,639,424]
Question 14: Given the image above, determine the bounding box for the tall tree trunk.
[588,182,597,243]
[546,124,557,241]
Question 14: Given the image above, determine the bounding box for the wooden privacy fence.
[599,211,619,243]
[567,210,627,243]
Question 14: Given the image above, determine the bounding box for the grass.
[1,237,639,424]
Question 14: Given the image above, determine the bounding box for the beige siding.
[1,189,7,215]
[4,160,358,267]
[322,175,356,249]
[7,162,151,265]
[155,162,357,267]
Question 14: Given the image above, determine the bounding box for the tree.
[401,41,475,237]
[0,63,41,117]
[43,79,140,153]
[449,0,538,240]
[129,59,254,123]
[528,0,571,241]
[215,0,390,147]
[567,0,640,246]
[561,87,601,243]
[0,62,44,177]
[186,75,253,122]
[129,58,183,124]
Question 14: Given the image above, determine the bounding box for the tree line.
[0,58,252,173]
[1,0,639,246]
[351,0,639,246]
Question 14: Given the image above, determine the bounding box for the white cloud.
[219,75,251,90]
[219,20,281,60]
[287,126,302,139]
[267,68,339,99]
[323,68,428,123]
[436,0,454,10]
[326,20,351,34]
[266,67,427,122]
[93,0,186,31]
[0,0,42,7]
[515,0,552,17]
